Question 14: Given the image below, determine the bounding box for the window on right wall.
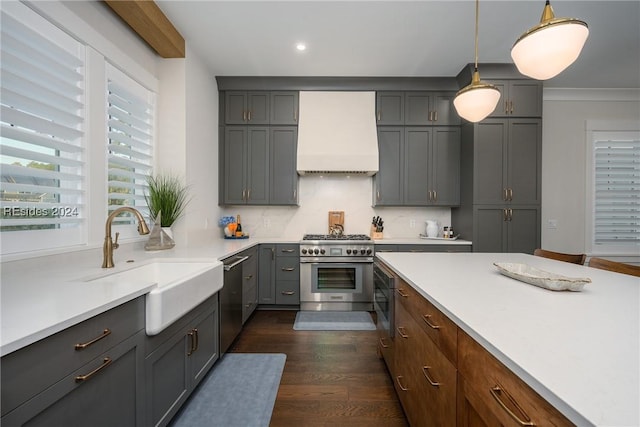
[586,121,640,255]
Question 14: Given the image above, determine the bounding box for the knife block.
[370,225,383,240]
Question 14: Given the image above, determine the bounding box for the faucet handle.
[113,232,120,250]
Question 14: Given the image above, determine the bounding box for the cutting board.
[328,211,344,233]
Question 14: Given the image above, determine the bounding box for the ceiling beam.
[103,0,185,58]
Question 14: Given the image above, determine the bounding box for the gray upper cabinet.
[376,91,404,125]
[270,127,299,205]
[225,91,270,124]
[375,127,460,207]
[472,118,541,205]
[270,91,299,125]
[488,80,542,118]
[223,127,270,205]
[377,91,460,126]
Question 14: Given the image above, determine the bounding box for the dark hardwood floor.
[230,310,408,427]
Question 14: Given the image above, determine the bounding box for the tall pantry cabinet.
[452,65,543,254]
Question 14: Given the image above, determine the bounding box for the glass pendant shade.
[454,71,501,123]
[511,1,589,80]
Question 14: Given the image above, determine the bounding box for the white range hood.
[296,91,379,176]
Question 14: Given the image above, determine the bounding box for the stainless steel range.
[299,234,374,311]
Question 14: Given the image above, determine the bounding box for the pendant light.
[511,0,589,80]
[453,0,500,123]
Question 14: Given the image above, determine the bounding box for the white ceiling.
[156,1,640,88]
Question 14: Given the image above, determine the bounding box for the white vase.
[161,227,173,240]
[425,220,439,238]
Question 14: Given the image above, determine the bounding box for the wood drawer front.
[458,330,573,427]
[395,301,456,427]
[1,297,144,416]
[276,257,299,281]
[396,280,457,364]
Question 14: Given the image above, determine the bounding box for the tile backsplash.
[220,176,452,239]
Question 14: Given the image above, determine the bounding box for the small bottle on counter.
[235,215,243,237]
[449,227,455,239]
[443,226,449,238]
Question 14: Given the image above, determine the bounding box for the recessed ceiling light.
[296,43,307,52]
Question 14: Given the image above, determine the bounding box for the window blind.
[0,10,85,237]
[106,65,154,226]
[594,137,640,246]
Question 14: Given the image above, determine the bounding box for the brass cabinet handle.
[433,190,437,202]
[245,275,253,280]
[503,209,508,222]
[242,110,247,121]
[247,189,251,200]
[193,328,199,353]
[379,337,389,349]
[508,188,513,201]
[395,376,409,391]
[396,288,409,298]
[422,366,441,387]
[377,111,381,121]
[503,188,508,201]
[508,209,513,221]
[75,357,112,382]
[248,110,252,121]
[281,267,295,272]
[294,110,298,122]
[490,385,535,426]
[75,329,111,350]
[187,330,196,356]
[281,249,295,253]
[271,248,275,260]
[281,291,295,295]
[510,100,514,114]
[396,326,409,338]
[422,314,441,330]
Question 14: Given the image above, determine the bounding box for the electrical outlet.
[409,219,416,228]
[547,219,558,229]
[263,217,271,228]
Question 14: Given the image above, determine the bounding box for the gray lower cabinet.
[242,247,258,324]
[1,298,145,427]
[375,244,471,253]
[223,126,270,205]
[258,244,300,306]
[473,206,540,254]
[374,127,460,206]
[145,294,219,427]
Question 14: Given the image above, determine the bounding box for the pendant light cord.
[474,0,479,71]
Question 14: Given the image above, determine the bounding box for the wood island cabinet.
[377,262,573,427]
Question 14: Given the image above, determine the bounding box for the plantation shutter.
[107,65,154,226]
[593,136,640,246]
[0,9,85,235]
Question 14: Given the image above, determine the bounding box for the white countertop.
[0,237,291,356]
[376,252,640,427]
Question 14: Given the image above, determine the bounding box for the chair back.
[533,249,586,265]
[588,257,640,277]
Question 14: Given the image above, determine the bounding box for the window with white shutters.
[592,132,640,250]
[106,65,154,229]
[0,7,85,253]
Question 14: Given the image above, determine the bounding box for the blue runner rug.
[170,353,286,427]
[293,311,376,331]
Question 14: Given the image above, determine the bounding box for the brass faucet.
[102,207,150,268]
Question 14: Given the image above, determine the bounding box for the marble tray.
[493,262,591,291]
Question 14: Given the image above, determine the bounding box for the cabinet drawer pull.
[187,330,196,356]
[490,385,535,426]
[422,314,441,330]
[281,267,295,272]
[421,366,441,387]
[294,110,298,122]
[433,111,438,122]
[396,288,409,298]
[508,187,513,201]
[281,249,295,253]
[242,110,247,121]
[379,337,389,349]
[395,376,409,391]
[75,357,112,382]
[281,291,295,295]
[508,208,513,221]
[75,328,111,350]
[245,275,253,280]
[248,110,252,121]
[432,190,437,202]
[193,328,199,353]
[377,111,381,121]
[396,326,409,338]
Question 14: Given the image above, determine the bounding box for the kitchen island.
[376,252,639,427]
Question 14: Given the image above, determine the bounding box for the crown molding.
[544,88,640,102]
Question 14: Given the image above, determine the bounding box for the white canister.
[425,220,439,238]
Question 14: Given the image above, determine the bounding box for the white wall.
[541,89,640,258]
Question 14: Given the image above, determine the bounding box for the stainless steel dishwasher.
[221,254,248,354]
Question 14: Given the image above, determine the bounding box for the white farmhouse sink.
[87,259,223,335]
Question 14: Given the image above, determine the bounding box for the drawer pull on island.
[396,376,409,391]
[74,357,112,382]
[74,328,111,350]
[396,288,409,298]
[421,366,441,387]
[379,337,389,348]
[396,326,409,339]
[422,314,441,330]
[490,385,535,426]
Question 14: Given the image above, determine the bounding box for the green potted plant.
[144,173,190,231]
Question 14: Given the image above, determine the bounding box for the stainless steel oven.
[299,234,374,311]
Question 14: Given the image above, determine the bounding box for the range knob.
[301,248,307,254]
[346,249,352,254]
[313,248,319,255]
[360,248,366,255]
[320,249,326,254]
[366,248,372,255]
